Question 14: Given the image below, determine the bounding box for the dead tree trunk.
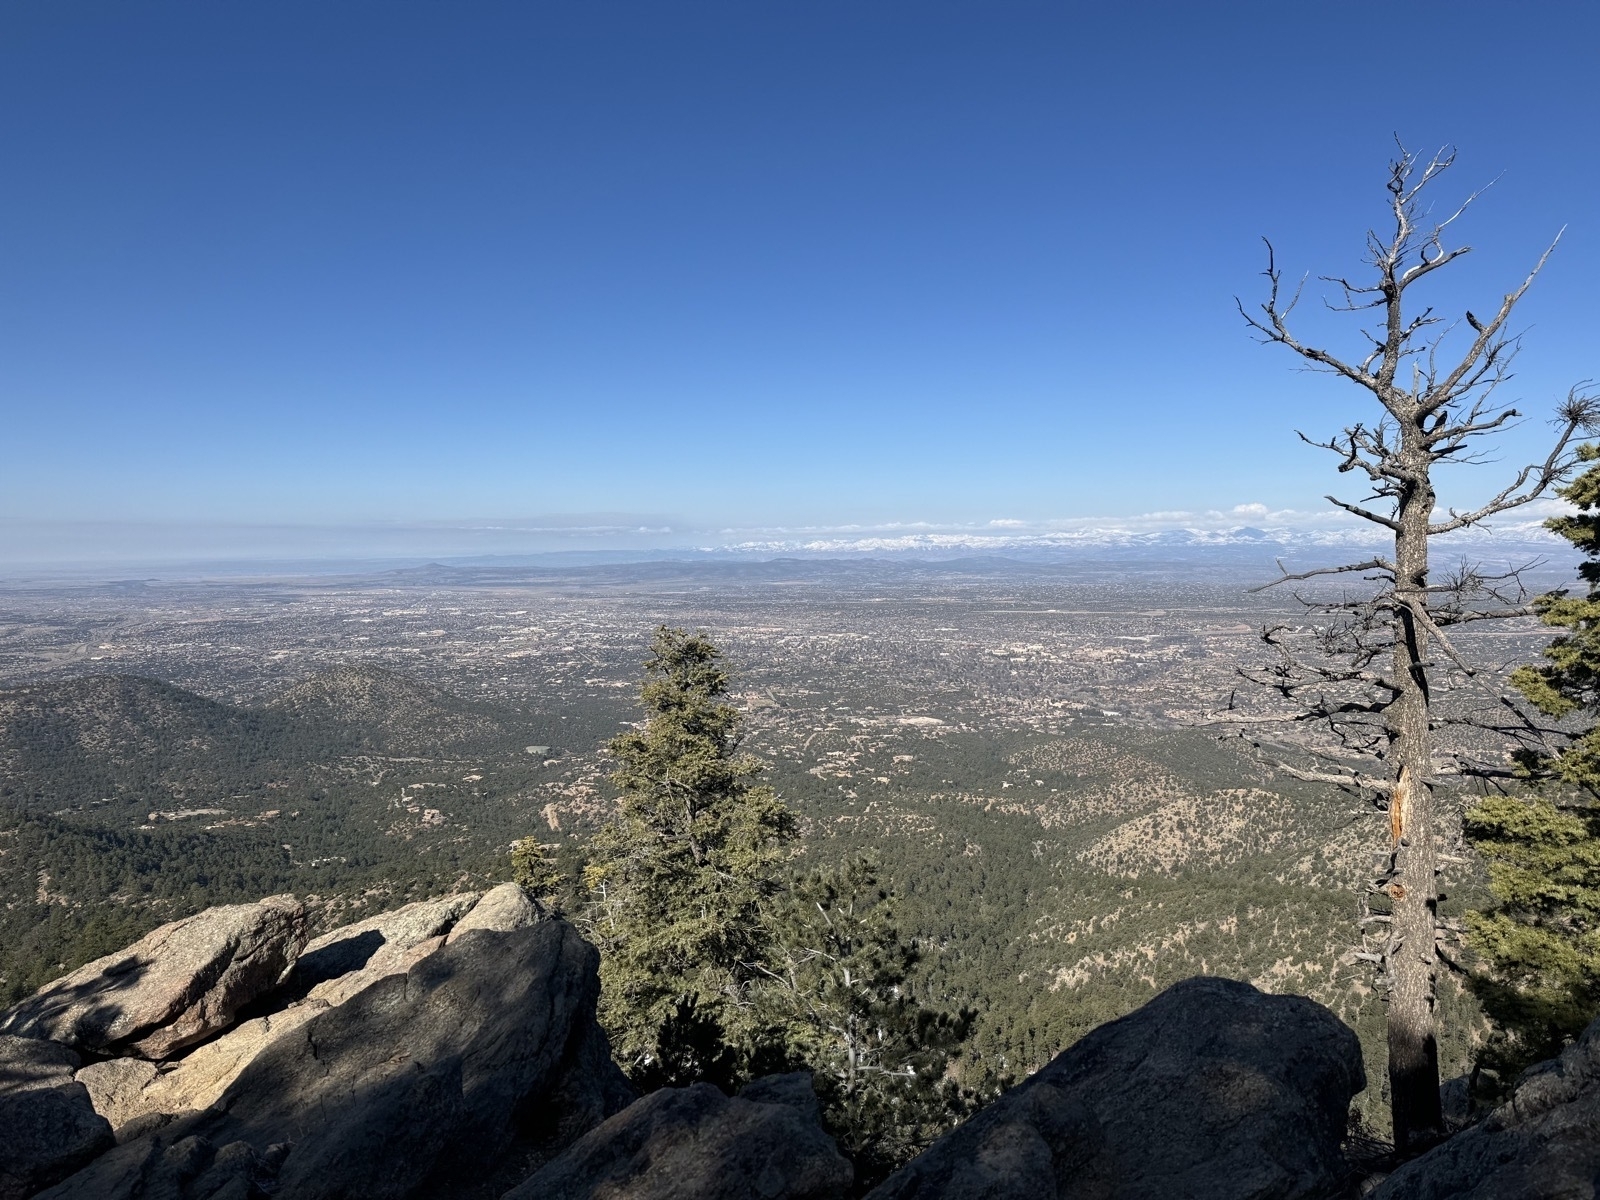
[1388,466,1443,1150]
[1235,142,1596,1153]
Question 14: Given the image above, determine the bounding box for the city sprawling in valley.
[1,547,1571,1129]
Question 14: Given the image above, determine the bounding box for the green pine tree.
[757,855,974,1189]
[1511,443,1600,788]
[582,626,797,1089]
[509,837,563,902]
[1465,441,1600,1081]
[1463,795,1600,1080]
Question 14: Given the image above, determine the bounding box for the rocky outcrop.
[0,896,309,1060]
[5,895,1408,1200]
[867,976,1364,1200]
[1372,1014,1600,1200]
[54,887,549,1142]
[504,1071,852,1200]
[446,882,544,942]
[38,920,633,1200]
[0,1036,113,1200]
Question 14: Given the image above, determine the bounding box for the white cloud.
[696,502,1575,557]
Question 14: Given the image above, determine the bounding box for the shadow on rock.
[866,976,1365,1200]
[36,919,633,1200]
[503,1071,853,1200]
[0,1035,113,1200]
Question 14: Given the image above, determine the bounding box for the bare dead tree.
[1234,143,1599,1153]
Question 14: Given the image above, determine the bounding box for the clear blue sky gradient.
[2,1,1597,548]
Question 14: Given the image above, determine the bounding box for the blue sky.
[2,1,1598,560]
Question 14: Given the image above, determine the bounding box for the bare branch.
[1429,389,1600,533]
[1327,494,1403,530]
[1421,231,1564,414]
[1397,595,1475,676]
[1244,745,1394,794]
[1250,557,1396,593]
[1238,242,1395,404]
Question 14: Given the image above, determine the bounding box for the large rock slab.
[293,886,539,1004]
[1372,1014,1600,1200]
[73,1058,161,1133]
[287,891,480,992]
[305,934,446,1007]
[503,1071,851,1200]
[39,920,633,1200]
[70,892,517,1136]
[867,976,1364,1200]
[0,1035,113,1200]
[0,896,309,1059]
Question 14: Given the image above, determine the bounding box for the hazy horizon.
[1,503,1584,579]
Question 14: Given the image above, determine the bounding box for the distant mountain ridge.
[3,512,1579,585]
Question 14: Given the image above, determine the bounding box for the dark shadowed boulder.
[1371,1014,1600,1200]
[867,976,1364,1200]
[23,1118,287,1200]
[502,1071,852,1200]
[0,1035,113,1200]
[739,1070,827,1121]
[38,919,632,1200]
[513,1005,643,1165]
[0,896,309,1059]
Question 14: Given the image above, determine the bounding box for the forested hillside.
[0,665,1490,1130]
[0,668,560,1001]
